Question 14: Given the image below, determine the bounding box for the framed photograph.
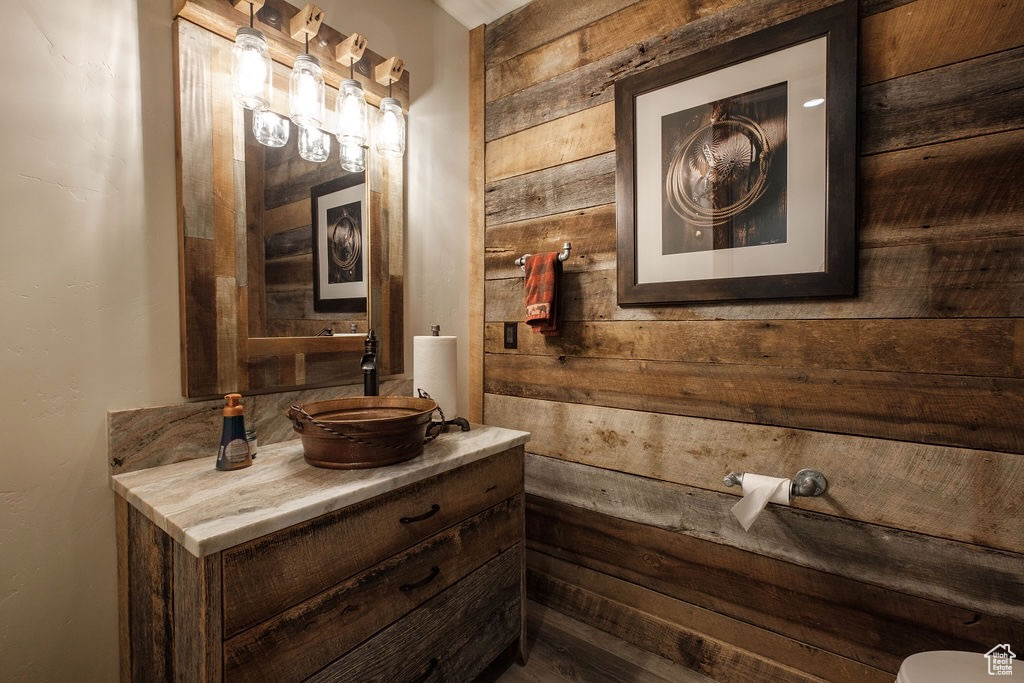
[311,173,368,313]
[615,0,857,305]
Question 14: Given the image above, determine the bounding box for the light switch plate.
[503,322,517,349]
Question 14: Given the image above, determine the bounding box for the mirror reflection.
[174,17,405,398]
[244,107,369,338]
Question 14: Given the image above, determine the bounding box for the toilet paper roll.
[413,335,458,418]
[731,474,791,532]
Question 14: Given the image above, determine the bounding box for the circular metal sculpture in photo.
[327,210,361,282]
[665,114,773,225]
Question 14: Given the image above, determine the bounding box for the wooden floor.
[477,600,715,683]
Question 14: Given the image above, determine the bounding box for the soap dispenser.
[216,393,253,471]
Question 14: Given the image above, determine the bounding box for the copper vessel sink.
[286,396,438,469]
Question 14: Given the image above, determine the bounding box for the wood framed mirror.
[173,0,407,397]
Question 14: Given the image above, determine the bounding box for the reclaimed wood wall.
[478,0,1024,679]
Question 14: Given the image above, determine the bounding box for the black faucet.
[362,329,379,396]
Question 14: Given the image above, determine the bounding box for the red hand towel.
[524,252,561,337]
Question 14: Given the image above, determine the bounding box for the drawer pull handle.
[412,657,439,682]
[400,566,440,592]
[400,503,440,524]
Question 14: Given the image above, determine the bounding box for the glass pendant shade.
[252,109,289,147]
[232,28,272,110]
[340,139,365,172]
[375,97,406,158]
[299,127,331,163]
[289,54,325,130]
[335,79,368,148]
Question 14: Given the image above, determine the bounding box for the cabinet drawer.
[223,495,522,682]
[222,446,522,635]
[308,543,523,683]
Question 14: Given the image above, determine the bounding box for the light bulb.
[340,140,365,172]
[253,109,289,147]
[289,54,325,130]
[335,79,368,149]
[232,28,271,110]
[375,97,405,158]
[299,127,331,163]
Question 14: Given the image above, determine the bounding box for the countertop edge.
[112,425,530,557]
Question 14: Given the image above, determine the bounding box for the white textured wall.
[0,0,469,679]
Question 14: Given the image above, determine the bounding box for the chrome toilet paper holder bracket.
[722,469,829,497]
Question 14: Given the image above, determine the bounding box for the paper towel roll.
[413,335,458,418]
[731,474,791,531]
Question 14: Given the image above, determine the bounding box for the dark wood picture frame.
[312,173,368,313]
[615,0,857,305]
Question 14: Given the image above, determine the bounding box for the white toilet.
[896,650,1000,682]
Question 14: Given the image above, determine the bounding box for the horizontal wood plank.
[485,318,1022,377]
[485,0,946,106]
[861,46,1024,155]
[264,224,311,260]
[263,197,310,236]
[483,0,639,66]
[485,103,614,182]
[481,130,1024,272]
[485,0,711,102]
[526,496,1024,674]
[485,394,1024,552]
[860,0,1024,85]
[527,550,890,683]
[246,334,362,356]
[263,253,310,287]
[485,352,1024,453]
[484,0,841,141]
[485,237,1024,321]
[860,129,1024,247]
[487,6,1024,148]
[485,204,616,279]
[485,152,615,226]
[526,453,1024,620]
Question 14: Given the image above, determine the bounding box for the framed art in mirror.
[312,175,368,313]
[614,0,857,305]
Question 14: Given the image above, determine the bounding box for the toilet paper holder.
[723,469,828,497]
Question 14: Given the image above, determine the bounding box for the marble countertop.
[111,424,530,558]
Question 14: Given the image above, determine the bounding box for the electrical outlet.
[503,322,518,349]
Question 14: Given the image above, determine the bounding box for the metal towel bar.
[515,242,571,270]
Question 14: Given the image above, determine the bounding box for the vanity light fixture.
[374,56,406,159]
[340,139,366,172]
[288,4,326,131]
[299,126,331,162]
[335,34,369,172]
[228,3,406,165]
[231,0,272,111]
[252,108,290,147]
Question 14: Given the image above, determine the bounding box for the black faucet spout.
[362,329,379,396]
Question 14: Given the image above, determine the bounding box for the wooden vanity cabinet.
[116,446,525,682]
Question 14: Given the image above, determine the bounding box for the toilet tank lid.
[896,651,993,683]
